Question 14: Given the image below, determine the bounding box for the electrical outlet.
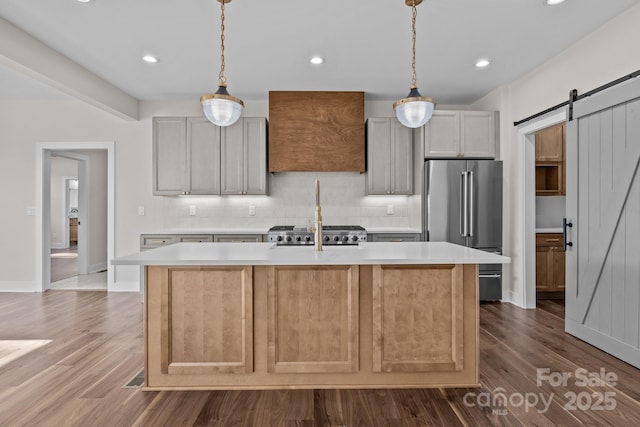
[387,204,394,215]
[138,206,145,216]
[189,205,197,216]
[249,205,256,216]
[26,207,36,216]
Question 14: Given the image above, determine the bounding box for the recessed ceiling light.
[76,0,93,3]
[475,59,491,68]
[546,0,566,5]
[309,56,324,65]
[142,55,159,64]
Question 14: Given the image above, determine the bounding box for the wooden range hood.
[268,91,365,172]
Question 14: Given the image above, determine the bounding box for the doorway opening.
[36,142,115,292]
[516,110,566,309]
[50,172,80,284]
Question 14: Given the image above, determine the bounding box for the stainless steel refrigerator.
[423,160,503,301]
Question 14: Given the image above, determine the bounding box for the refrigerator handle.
[468,170,474,238]
[460,171,468,237]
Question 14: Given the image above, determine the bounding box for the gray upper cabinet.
[221,117,268,195]
[153,117,220,195]
[423,110,496,159]
[153,117,187,195]
[187,117,221,195]
[153,116,267,196]
[366,118,413,195]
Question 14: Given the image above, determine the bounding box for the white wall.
[472,3,640,306]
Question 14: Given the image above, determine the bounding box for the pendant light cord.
[218,0,227,86]
[410,1,418,89]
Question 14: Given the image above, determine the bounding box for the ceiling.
[0,0,638,105]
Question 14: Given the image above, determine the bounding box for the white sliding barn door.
[566,78,640,368]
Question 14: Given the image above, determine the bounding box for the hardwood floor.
[50,246,78,283]
[1,293,639,426]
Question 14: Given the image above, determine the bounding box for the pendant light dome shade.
[201,85,244,127]
[393,87,434,128]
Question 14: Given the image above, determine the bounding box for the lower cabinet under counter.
[144,263,479,390]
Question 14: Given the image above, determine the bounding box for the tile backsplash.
[161,172,421,230]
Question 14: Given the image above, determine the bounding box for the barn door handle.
[563,218,573,251]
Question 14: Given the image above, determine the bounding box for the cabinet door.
[213,234,262,242]
[368,233,421,242]
[187,118,221,195]
[536,246,551,291]
[460,111,495,158]
[220,119,245,195]
[244,118,268,195]
[153,117,187,195]
[221,118,268,195]
[366,118,392,195]
[551,247,566,291]
[423,111,460,158]
[535,123,564,162]
[391,120,414,195]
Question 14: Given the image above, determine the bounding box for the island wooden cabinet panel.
[372,264,464,373]
[147,266,253,379]
[142,263,480,389]
[267,265,359,373]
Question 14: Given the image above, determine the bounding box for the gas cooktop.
[267,225,367,245]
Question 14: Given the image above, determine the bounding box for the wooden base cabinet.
[144,264,479,389]
[146,266,253,384]
[267,265,359,373]
[536,234,566,295]
[373,265,463,373]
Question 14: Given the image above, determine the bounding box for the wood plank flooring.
[1,294,639,426]
[50,246,78,283]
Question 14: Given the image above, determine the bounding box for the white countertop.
[141,227,422,235]
[112,242,510,266]
[536,228,563,233]
[365,227,422,234]
[141,228,269,235]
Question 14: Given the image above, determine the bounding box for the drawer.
[177,234,213,243]
[140,234,177,250]
[536,233,563,247]
[368,233,421,242]
[213,234,262,243]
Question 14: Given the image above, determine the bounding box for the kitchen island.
[112,242,509,390]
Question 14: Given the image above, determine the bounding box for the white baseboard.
[89,262,107,274]
[0,281,38,292]
[109,280,142,292]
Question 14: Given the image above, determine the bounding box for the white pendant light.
[200,0,244,127]
[393,0,435,128]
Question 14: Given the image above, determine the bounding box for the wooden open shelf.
[535,164,562,195]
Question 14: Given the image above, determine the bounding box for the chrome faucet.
[313,179,323,251]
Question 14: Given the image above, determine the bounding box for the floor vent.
[123,369,144,388]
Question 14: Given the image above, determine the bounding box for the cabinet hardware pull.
[546,239,560,242]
